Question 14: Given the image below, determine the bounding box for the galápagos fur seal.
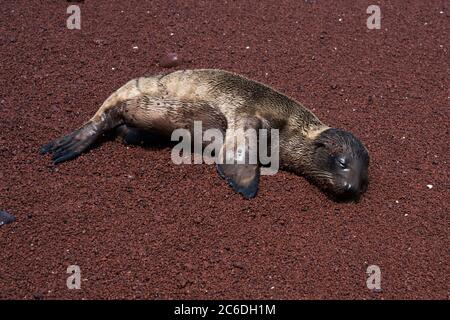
[40,69,369,199]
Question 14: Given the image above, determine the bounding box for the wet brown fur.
[41,69,363,198]
[93,69,329,172]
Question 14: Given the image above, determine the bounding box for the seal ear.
[216,128,260,199]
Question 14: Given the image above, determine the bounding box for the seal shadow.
[99,126,212,157]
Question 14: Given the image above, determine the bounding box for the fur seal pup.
[40,69,369,199]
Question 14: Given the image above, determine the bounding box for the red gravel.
[0,0,448,299]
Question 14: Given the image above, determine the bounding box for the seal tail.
[39,121,101,164]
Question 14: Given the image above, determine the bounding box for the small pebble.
[193,216,203,224]
[159,52,180,68]
[93,39,108,46]
[33,292,43,300]
[0,211,16,226]
[184,263,194,271]
[426,184,433,189]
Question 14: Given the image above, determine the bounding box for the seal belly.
[121,95,227,135]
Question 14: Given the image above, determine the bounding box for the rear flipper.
[115,124,155,146]
[39,121,101,164]
[114,124,171,148]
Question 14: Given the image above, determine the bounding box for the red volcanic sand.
[0,0,448,299]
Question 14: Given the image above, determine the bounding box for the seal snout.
[339,156,369,198]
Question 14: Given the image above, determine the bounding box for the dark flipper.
[216,118,262,199]
[114,124,172,149]
[217,163,260,199]
[40,122,100,164]
[41,105,125,165]
[114,124,155,145]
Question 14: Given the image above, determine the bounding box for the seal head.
[310,128,369,199]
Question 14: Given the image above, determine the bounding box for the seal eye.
[337,157,347,169]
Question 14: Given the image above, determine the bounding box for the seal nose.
[341,160,366,196]
[345,183,359,194]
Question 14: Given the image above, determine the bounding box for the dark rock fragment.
[0,211,16,226]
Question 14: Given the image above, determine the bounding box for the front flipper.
[217,163,260,199]
[216,120,261,199]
